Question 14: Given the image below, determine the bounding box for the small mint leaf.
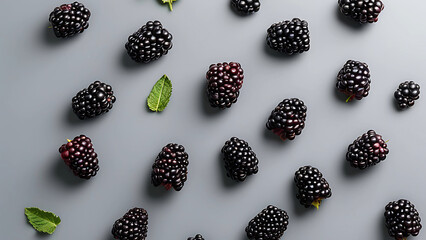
[147,75,172,112]
[162,0,177,11]
[25,207,61,234]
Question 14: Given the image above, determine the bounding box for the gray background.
[1,0,426,239]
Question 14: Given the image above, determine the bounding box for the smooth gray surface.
[1,0,426,239]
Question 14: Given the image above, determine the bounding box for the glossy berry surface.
[385,199,422,239]
[245,205,289,240]
[49,2,91,38]
[187,234,204,240]
[125,20,173,63]
[266,18,310,55]
[336,60,371,101]
[266,98,307,141]
[112,208,148,240]
[151,143,189,191]
[72,81,116,119]
[231,0,260,14]
[221,137,259,182]
[294,166,332,208]
[58,135,99,179]
[338,0,384,23]
[394,81,420,109]
[346,130,389,170]
[206,62,244,109]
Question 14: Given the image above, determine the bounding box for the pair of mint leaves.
[162,0,177,11]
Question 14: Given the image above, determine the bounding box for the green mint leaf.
[147,74,172,112]
[162,0,177,11]
[25,207,61,234]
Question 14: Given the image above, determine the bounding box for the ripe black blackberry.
[112,208,148,240]
[125,21,173,63]
[245,205,289,240]
[294,166,332,209]
[59,135,99,179]
[231,0,260,14]
[188,234,204,240]
[384,199,422,240]
[346,130,389,170]
[206,62,244,109]
[266,98,307,141]
[151,143,189,191]
[338,0,384,24]
[336,60,371,102]
[221,137,259,182]
[266,18,310,55]
[48,2,91,38]
[394,81,420,109]
[72,81,116,120]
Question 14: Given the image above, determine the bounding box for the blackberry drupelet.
[49,2,91,38]
[221,137,259,182]
[151,143,189,191]
[59,135,99,179]
[125,21,173,63]
[385,199,422,240]
[231,0,260,14]
[338,0,384,24]
[294,166,332,209]
[394,81,420,109]
[188,234,204,240]
[206,62,244,109]
[112,208,148,240]
[266,18,310,55]
[245,205,289,240]
[346,130,389,170]
[336,60,371,102]
[266,98,307,141]
[72,81,116,119]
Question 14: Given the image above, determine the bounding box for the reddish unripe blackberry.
[188,234,204,240]
[294,166,332,209]
[385,199,422,240]
[49,2,91,38]
[336,60,371,102]
[112,208,148,240]
[151,143,189,191]
[58,135,99,179]
[206,62,244,109]
[72,81,116,119]
[125,21,173,63]
[346,130,389,169]
[394,81,420,109]
[221,137,259,182]
[266,98,307,141]
[245,205,289,240]
[338,0,384,24]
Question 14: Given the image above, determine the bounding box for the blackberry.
[294,166,332,209]
[231,0,260,14]
[336,60,371,102]
[188,234,204,240]
[151,143,189,191]
[59,135,99,179]
[266,98,307,141]
[346,130,389,170]
[221,137,259,182]
[385,199,422,239]
[394,81,420,109]
[245,205,289,240]
[266,18,310,55]
[48,2,91,38]
[72,81,116,120]
[206,62,244,109]
[112,208,148,240]
[125,21,173,63]
[338,0,384,24]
